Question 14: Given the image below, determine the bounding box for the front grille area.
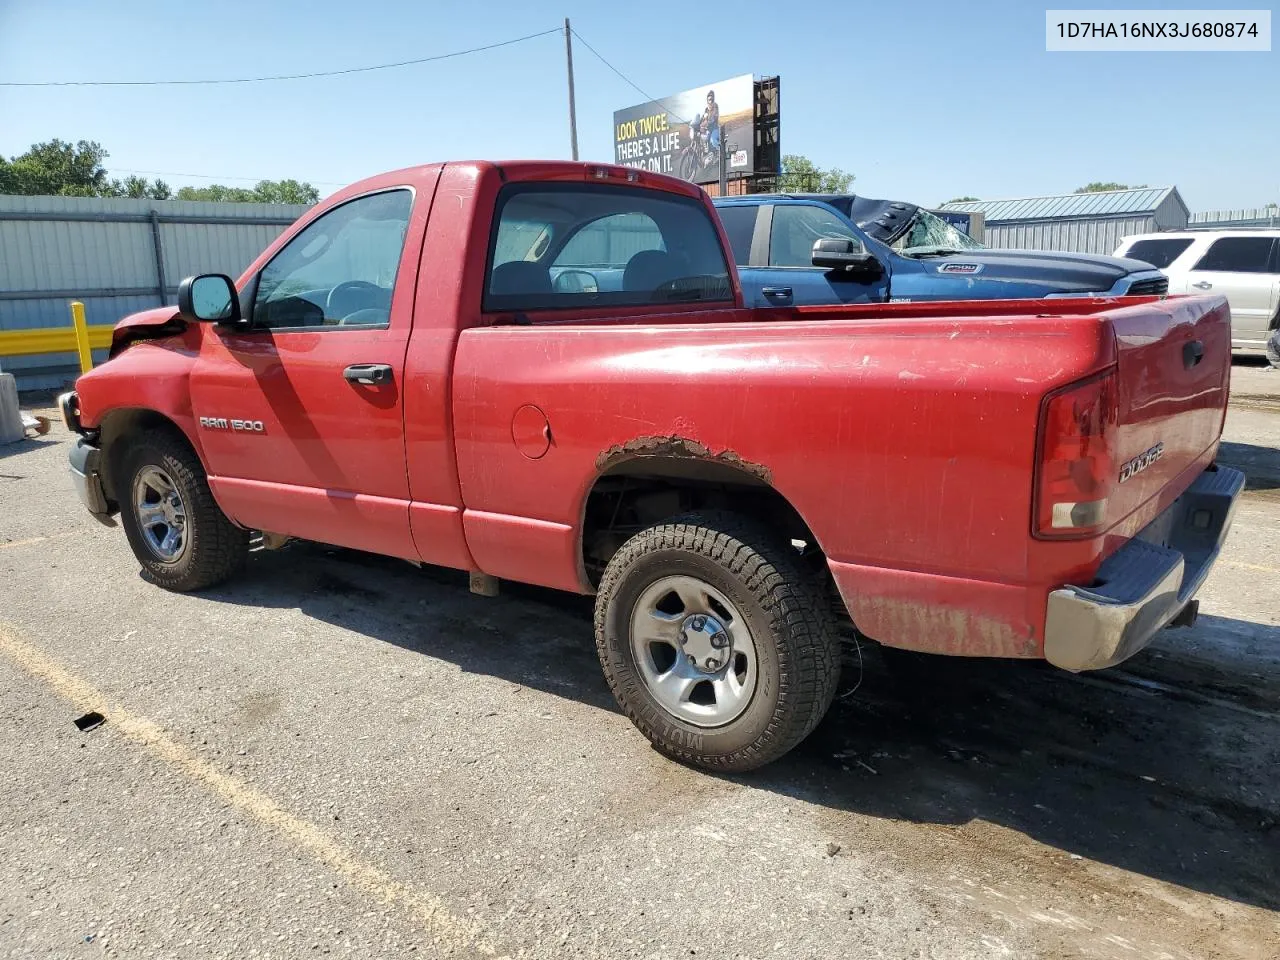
[1125,276,1169,296]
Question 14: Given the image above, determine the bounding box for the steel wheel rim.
[629,574,758,728]
[132,465,188,563]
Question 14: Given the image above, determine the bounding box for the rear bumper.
[1044,464,1244,672]
[69,437,117,527]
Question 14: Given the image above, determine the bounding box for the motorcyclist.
[689,89,721,160]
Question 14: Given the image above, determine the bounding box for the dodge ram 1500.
[61,161,1242,771]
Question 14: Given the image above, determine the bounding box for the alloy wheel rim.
[132,466,188,563]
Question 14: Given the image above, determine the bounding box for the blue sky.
[0,0,1276,211]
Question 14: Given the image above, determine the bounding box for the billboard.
[613,74,755,185]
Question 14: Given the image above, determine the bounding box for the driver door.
[189,186,427,560]
[755,202,889,307]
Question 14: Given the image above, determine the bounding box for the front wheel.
[678,150,697,182]
[594,512,840,772]
[1266,328,1280,370]
[116,429,249,591]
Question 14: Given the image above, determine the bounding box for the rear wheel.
[1266,327,1280,370]
[116,430,248,591]
[594,512,840,772]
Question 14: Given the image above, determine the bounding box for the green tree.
[176,179,319,204]
[947,196,979,203]
[778,154,854,194]
[0,139,111,195]
[0,139,174,198]
[254,179,320,204]
[104,174,172,200]
[0,139,312,203]
[1074,181,1146,194]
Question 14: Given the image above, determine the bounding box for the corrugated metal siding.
[1153,194,1190,232]
[0,219,156,294]
[1189,207,1280,229]
[0,194,306,220]
[158,221,287,288]
[0,195,308,391]
[983,215,1157,255]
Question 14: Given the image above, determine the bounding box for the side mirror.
[811,237,881,274]
[553,269,599,294]
[177,274,241,323]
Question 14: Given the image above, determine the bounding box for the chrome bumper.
[1044,464,1244,672]
[69,437,117,527]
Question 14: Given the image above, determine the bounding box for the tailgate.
[1106,295,1231,531]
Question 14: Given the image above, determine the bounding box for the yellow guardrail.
[0,322,113,359]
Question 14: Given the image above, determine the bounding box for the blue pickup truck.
[712,194,1168,307]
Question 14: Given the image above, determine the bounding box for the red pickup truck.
[60,160,1243,771]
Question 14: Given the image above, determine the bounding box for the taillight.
[1034,371,1118,538]
[586,165,642,183]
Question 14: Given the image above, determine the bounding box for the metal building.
[1188,205,1280,230]
[0,195,309,390]
[939,186,1189,256]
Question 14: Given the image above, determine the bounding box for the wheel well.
[97,409,196,506]
[581,458,835,595]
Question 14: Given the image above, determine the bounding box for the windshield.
[893,209,985,256]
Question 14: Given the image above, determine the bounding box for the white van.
[1114,230,1280,360]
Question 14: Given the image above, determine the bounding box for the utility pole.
[564,18,579,161]
[718,130,728,196]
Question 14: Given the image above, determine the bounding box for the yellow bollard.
[70,301,93,374]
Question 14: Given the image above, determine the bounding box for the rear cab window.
[1121,237,1194,269]
[484,183,732,313]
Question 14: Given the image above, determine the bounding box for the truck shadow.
[204,541,1280,914]
[1219,440,1280,489]
[0,437,56,461]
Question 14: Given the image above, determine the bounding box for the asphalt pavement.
[1,363,1278,959]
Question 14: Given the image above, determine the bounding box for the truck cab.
[715,194,1169,307]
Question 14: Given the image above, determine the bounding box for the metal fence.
[0,195,309,390]
[979,214,1160,256]
[1188,207,1280,230]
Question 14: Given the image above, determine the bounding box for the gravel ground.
[1,364,1278,960]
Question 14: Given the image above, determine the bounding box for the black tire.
[594,511,840,772]
[116,429,248,592]
[678,151,697,182]
[1266,327,1280,370]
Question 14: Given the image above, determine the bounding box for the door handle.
[762,286,793,300]
[343,363,392,385]
[1191,281,1213,290]
[1183,339,1204,369]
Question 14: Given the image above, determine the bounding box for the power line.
[0,27,560,87]
[114,168,347,186]
[570,28,693,125]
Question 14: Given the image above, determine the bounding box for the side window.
[253,189,413,330]
[769,204,860,267]
[715,204,758,265]
[1119,238,1194,269]
[484,183,732,312]
[555,213,664,269]
[1191,237,1275,274]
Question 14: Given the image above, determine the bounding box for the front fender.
[75,330,206,464]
